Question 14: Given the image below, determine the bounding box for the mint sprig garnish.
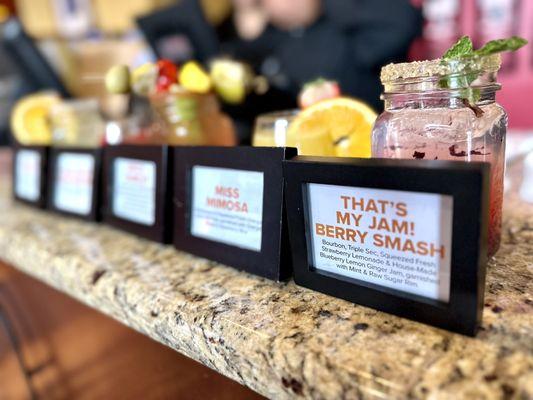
[442,35,527,60]
[439,35,527,116]
[474,36,528,56]
[442,36,473,59]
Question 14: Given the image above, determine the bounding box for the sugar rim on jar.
[381,54,501,109]
[378,54,504,114]
[380,54,501,82]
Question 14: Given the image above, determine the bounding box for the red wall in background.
[410,0,532,130]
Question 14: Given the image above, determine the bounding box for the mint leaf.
[438,35,527,115]
[473,36,528,56]
[442,36,473,59]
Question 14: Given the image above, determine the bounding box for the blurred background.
[0,0,531,146]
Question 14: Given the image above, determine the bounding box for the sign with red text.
[53,153,95,215]
[112,158,156,226]
[15,149,41,201]
[307,183,453,302]
[190,166,264,251]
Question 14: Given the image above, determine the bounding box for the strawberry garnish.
[298,78,341,109]
[156,59,178,92]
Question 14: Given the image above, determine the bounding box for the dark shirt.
[219,0,422,113]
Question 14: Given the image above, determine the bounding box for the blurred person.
[211,0,422,142]
[218,0,422,112]
[139,0,422,142]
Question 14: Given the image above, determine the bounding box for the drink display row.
[11,37,528,260]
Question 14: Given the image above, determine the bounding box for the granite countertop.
[0,155,531,399]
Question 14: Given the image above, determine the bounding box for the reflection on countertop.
[0,147,531,399]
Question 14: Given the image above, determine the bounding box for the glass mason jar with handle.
[371,54,506,257]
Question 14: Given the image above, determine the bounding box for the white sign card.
[112,158,157,226]
[15,150,41,201]
[53,152,95,215]
[307,183,453,302]
[190,166,264,252]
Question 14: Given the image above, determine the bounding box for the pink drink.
[373,55,507,257]
[372,103,506,257]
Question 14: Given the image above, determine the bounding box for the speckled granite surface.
[0,161,531,400]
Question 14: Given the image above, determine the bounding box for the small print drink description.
[307,183,453,302]
[54,153,95,215]
[112,158,157,226]
[15,150,41,201]
[190,166,264,251]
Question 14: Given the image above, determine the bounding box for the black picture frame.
[283,156,490,336]
[102,145,172,243]
[12,145,48,208]
[47,147,102,221]
[173,146,297,281]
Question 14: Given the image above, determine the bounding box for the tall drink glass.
[372,55,506,257]
[252,110,298,147]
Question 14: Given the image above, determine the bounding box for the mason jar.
[371,54,507,257]
[150,89,235,146]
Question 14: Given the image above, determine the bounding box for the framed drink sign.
[47,148,102,221]
[173,146,297,281]
[283,156,490,336]
[12,145,48,208]
[103,145,172,243]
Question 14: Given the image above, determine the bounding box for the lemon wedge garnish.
[179,61,212,94]
[11,92,61,145]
